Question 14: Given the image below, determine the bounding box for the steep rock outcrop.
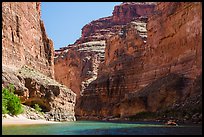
[76,22,147,118]
[2,66,76,121]
[55,41,105,97]
[145,2,202,79]
[54,2,155,99]
[2,2,54,78]
[112,2,156,24]
[76,2,202,120]
[75,2,155,44]
[2,2,76,121]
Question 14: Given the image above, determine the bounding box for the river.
[2,120,202,135]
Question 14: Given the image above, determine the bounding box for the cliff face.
[54,2,155,99]
[76,2,202,121]
[75,2,155,44]
[76,22,148,118]
[146,2,202,79]
[55,41,105,97]
[2,2,76,121]
[2,2,54,78]
[112,2,156,24]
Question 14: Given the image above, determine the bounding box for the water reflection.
[2,121,202,135]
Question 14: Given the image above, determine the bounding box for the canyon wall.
[112,2,156,24]
[75,2,202,121]
[2,2,54,78]
[54,2,156,99]
[54,2,202,122]
[55,41,105,97]
[75,2,155,44]
[2,2,76,121]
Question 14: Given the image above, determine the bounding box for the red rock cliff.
[112,2,156,24]
[75,2,156,44]
[55,2,155,98]
[2,2,76,122]
[55,41,105,98]
[76,2,202,121]
[2,2,54,78]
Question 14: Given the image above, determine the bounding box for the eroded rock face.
[2,2,54,78]
[2,66,76,121]
[75,2,156,45]
[76,2,202,120]
[76,22,147,118]
[2,2,76,121]
[54,2,154,99]
[112,2,156,24]
[145,2,202,79]
[54,3,155,119]
[54,41,105,98]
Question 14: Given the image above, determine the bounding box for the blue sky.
[41,2,121,50]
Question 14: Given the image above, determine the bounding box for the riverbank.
[2,114,60,126]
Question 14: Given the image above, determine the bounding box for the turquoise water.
[2,121,202,135]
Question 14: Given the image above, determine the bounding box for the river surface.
[2,120,202,135]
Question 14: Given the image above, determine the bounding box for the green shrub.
[2,87,10,114]
[2,84,24,115]
[2,98,8,114]
[34,104,42,112]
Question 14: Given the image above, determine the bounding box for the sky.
[41,2,122,50]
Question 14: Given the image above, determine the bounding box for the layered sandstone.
[54,41,105,97]
[54,2,155,99]
[2,2,76,121]
[76,2,202,121]
[112,2,156,24]
[76,22,147,118]
[75,2,156,44]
